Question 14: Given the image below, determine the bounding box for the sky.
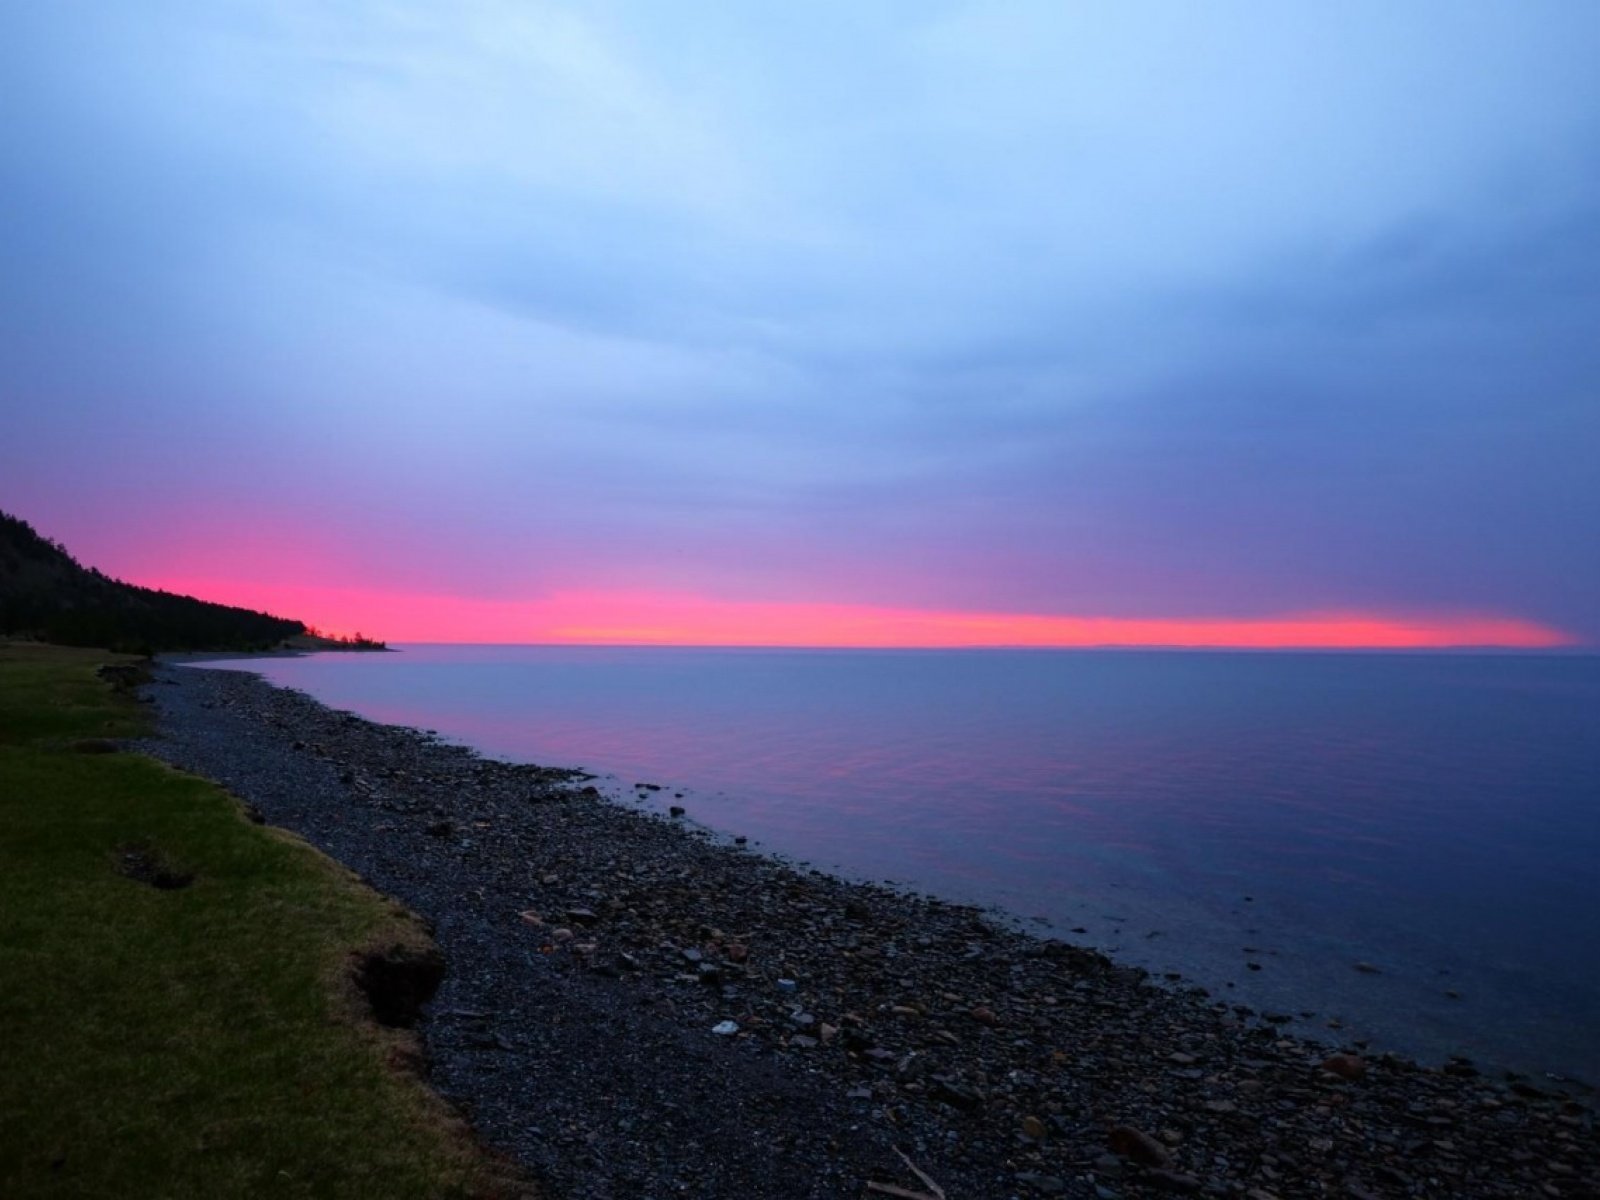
[2,2,1597,647]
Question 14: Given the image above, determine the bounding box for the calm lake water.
[190,646,1600,1082]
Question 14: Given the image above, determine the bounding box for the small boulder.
[1014,1173,1066,1195]
[930,1076,981,1111]
[1108,1125,1171,1167]
[1321,1053,1367,1080]
[1147,1169,1202,1194]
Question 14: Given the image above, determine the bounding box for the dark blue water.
[191,646,1600,1082]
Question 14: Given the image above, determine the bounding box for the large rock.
[1108,1125,1171,1167]
[1321,1053,1367,1080]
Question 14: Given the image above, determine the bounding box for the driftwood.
[864,1148,947,1200]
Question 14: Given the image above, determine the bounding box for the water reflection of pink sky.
[345,684,1433,894]
[194,648,1600,1079]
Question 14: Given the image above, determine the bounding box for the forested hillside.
[0,510,306,652]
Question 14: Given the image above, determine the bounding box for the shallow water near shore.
[188,645,1600,1083]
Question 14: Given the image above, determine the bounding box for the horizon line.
[339,639,1598,655]
[137,574,1582,653]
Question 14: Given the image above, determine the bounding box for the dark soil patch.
[96,662,153,693]
[114,842,195,891]
[355,944,446,1029]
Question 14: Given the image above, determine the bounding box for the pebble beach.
[138,662,1598,1200]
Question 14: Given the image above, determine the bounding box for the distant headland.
[0,509,385,654]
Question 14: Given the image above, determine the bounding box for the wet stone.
[1321,1054,1368,1081]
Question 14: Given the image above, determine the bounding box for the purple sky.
[2,3,1597,644]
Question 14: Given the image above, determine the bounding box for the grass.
[0,642,523,1198]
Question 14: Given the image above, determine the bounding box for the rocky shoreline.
[137,663,1597,1199]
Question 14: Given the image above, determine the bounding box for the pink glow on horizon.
[140,576,1576,650]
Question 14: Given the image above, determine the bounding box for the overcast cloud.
[3,2,1597,640]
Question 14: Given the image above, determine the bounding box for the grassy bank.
[0,643,518,1198]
